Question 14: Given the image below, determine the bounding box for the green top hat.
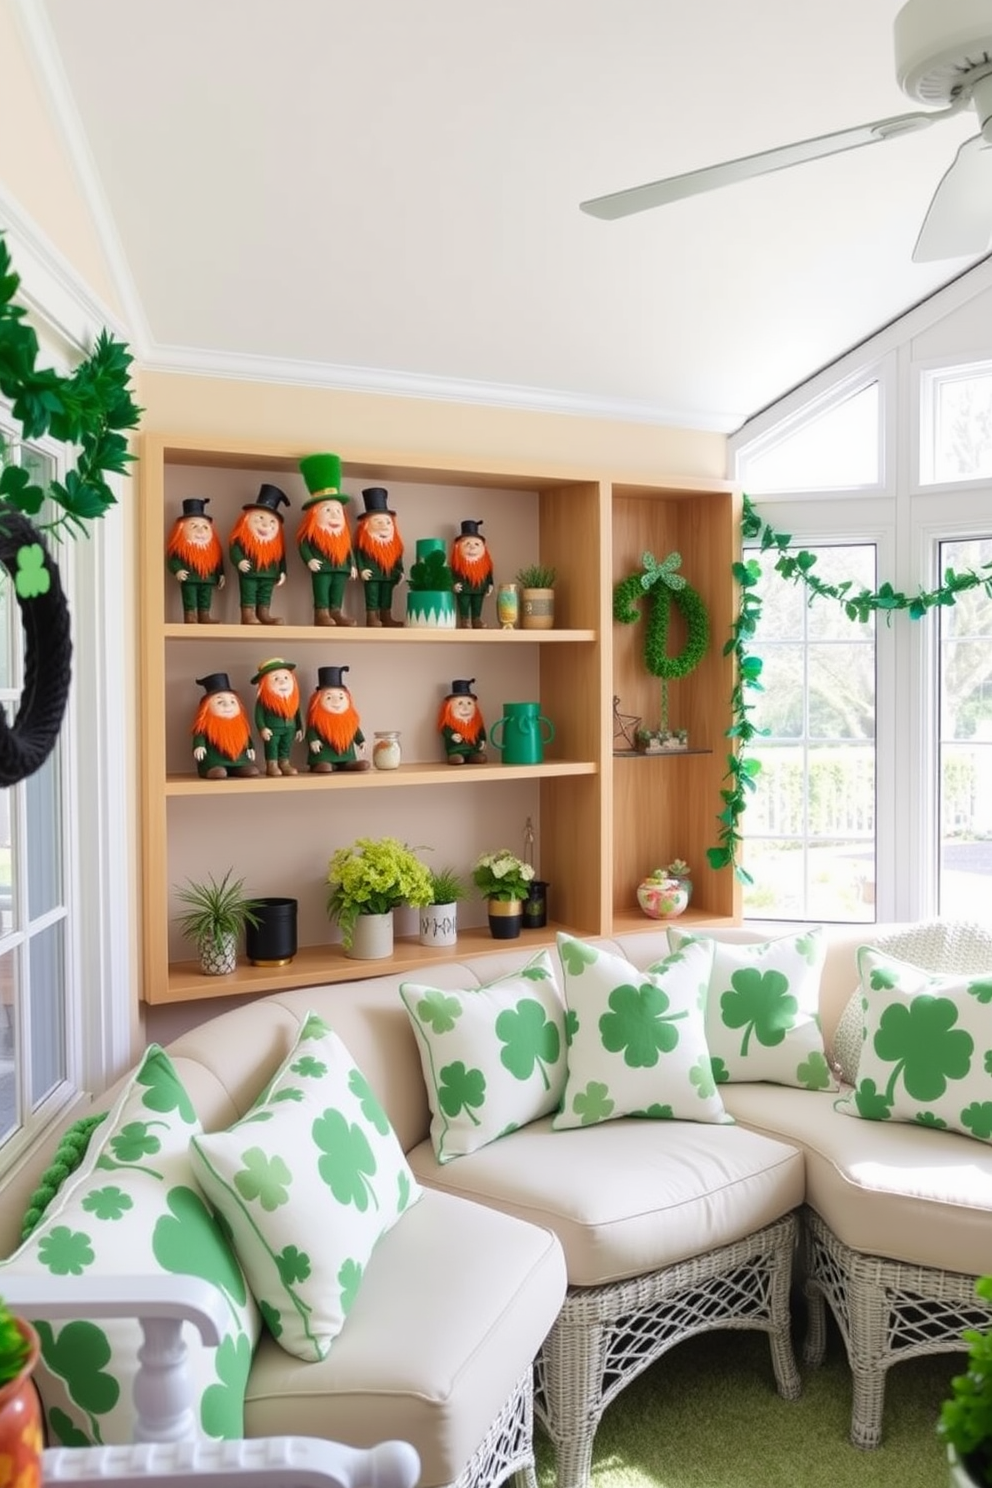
[251,657,297,685]
[300,453,350,510]
[243,483,290,518]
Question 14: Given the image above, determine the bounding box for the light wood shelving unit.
[139,434,741,1006]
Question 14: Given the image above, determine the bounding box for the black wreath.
[0,506,73,787]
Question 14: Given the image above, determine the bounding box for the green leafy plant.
[662,858,691,879]
[326,837,434,949]
[426,865,469,905]
[939,1276,992,1485]
[0,1296,30,1386]
[174,869,261,952]
[515,563,557,589]
[472,850,535,902]
[408,547,454,591]
[0,233,142,542]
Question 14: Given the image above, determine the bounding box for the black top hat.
[316,664,350,691]
[181,497,212,520]
[359,487,394,518]
[243,483,290,518]
[251,657,297,685]
[458,519,485,538]
[195,672,235,696]
[448,678,477,698]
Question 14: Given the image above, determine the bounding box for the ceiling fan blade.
[913,134,992,261]
[580,107,954,221]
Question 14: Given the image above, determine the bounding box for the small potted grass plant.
[514,564,557,630]
[174,869,262,976]
[940,1276,992,1486]
[419,865,469,949]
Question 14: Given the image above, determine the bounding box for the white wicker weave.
[533,1213,801,1488]
[451,1369,537,1488]
[803,1206,992,1448]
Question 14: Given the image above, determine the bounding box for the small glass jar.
[372,730,402,771]
[496,583,521,630]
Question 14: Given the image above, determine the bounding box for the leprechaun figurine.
[450,519,494,629]
[228,483,290,625]
[437,678,488,765]
[165,497,225,623]
[356,486,404,627]
[251,657,304,777]
[305,664,370,772]
[297,452,358,627]
[191,673,260,779]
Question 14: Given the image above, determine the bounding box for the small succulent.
[665,859,691,879]
[426,866,469,905]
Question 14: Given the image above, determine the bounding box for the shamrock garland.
[707,494,992,882]
[613,551,709,730]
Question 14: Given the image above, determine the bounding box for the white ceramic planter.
[419,903,458,948]
[346,911,394,960]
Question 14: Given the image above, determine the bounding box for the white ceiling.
[28,0,988,433]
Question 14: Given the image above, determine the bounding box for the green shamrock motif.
[269,1089,303,1106]
[339,1257,363,1315]
[153,1186,250,1314]
[259,1299,282,1339]
[233,1147,293,1211]
[710,1056,730,1084]
[47,1407,93,1449]
[967,979,992,1005]
[797,1051,832,1091]
[81,1186,134,1221]
[851,1077,892,1121]
[564,1008,579,1045]
[417,989,462,1034]
[867,962,900,991]
[599,980,686,1068]
[961,1102,992,1140]
[37,1318,118,1442]
[631,1103,674,1119]
[397,1169,413,1211]
[37,1224,94,1275]
[571,1080,614,1125]
[438,1061,486,1126]
[299,1013,331,1041]
[98,1119,166,1176]
[873,995,973,1103]
[313,1108,379,1211]
[14,542,50,599]
[986,1051,992,1076]
[560,938,599,976]
[721,969,798,1054]
[916,1111,948,1130]
[520,963,551,981]
[348,1068,390,1134]
[137,1053,197,1123]
[794,932,819,966]
[497,998,561,1088]
[291,1055,328,1079]
[689,1055,719,1101]
[201,1331,253,1439]
[276,1245,311,1285]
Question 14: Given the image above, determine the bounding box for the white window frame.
[918,356,992,490]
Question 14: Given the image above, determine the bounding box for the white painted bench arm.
[41,1437,422,1488]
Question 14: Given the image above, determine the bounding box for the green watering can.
[490,702,555,765]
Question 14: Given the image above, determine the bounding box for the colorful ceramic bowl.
[636,877,689,920]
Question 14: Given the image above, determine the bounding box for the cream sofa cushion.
[408,1116,803,1286]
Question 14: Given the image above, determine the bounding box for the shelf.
[165,760,597,796]
[610,907,740,937]
[164,624,596,643]
[612,748,714,758]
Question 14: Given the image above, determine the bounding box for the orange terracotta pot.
[0,1319,42,1488]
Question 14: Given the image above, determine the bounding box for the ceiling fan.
[580,0,992,263]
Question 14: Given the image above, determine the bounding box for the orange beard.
[356,522,404,570]
[192,698,252,758]
[451,546,493,586]
[167,524,224,577]
[257,675,300,717]
[296,508,352,563]
[230,512,285,566]
[438,698,484,742]
[307,696,361,750]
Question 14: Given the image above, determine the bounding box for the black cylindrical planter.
[523,880,549,930]
[245,897,298,965]
[487,899,523,940]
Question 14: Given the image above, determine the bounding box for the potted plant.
[406,538,456,629]
[174,869,262,975]
[473,850,535,939]
[0,1296,42,1482]
[419,865,469,949]
[514,564,557,630]
[939,1276,992,1486]
[660,857,692,903]
[326,836,434,959]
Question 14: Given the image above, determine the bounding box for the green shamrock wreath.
[613,551,709,729]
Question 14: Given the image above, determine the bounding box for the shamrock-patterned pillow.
[190,1011,421,1362]
[552,933,731,1129]
[664,927,835,1091]
[835,947,992,1143]
[0,1044,258,1447]
[400,949,566,1162]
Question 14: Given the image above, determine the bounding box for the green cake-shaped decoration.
[406,538,456,629]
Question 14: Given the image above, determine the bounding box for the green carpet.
[535,1322,957,1488]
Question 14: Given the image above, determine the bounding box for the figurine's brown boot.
[278,760,298,776]
[447,755,465,766]
[233,764,260,777]
[310,762,335,773]
[256,605,283,625]
[365,610,382,627]
[313,608,335,626]
[330,609,357,627]
[379,608,403,627]
[240,606,260,625]
[184,611,199,625]
[266,759,281,778]
[197,610,218,624]
[471,617,486,628]
[338,759,371,771]
[457,614,471,629]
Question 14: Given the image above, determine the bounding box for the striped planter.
[406,591,457,628]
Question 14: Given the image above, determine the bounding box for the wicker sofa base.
[533,1212,801,1488]
[802,1205,992,1449]
[451,1367,537,1488]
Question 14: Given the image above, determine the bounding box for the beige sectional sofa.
[2,920,991,1488]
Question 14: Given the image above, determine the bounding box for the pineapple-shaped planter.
[200,931,237,976]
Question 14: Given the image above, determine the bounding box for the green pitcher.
[490,701,555,765]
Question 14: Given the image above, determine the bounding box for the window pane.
[740,383,880,493]
[930,370,992,484]
[939,537,992,917]
[26,749,62,920]
[29,919,66,1105]
[0,949,15,1142]
[743,544,877,920]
